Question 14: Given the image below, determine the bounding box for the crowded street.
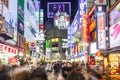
[0,0,120,80]
[1,61,120,80]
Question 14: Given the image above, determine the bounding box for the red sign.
[40,24,44,30]
[9,57,17,63]
[82,18,88,41]
[30,42,35,47]
[74,44,78,54]
[0,43,17,54]
[90,56,95,65]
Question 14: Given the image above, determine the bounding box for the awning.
[102,47,120,56]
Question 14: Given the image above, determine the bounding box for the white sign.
[29,41,36,50]
[46,48,51,59]
[90,42,99,54]
[97,12,106,49]
[109,21,120,48]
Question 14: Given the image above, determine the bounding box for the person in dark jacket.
[53,62,61,76]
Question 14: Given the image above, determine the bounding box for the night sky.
[40,0,78,24]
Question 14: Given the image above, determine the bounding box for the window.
[1,0,9,8]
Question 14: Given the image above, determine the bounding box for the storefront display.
[0,43,18,64]
[109,53,120,75]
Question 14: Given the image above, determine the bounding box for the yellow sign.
[51,38,59,42]
[89,20,96,32]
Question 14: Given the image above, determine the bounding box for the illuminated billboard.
[109,3,120,27]
[54,12,70,29]
[47,2,71,18]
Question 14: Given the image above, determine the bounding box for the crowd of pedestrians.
[0,61,112,80]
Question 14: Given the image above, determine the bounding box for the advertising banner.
[0,43,18,55]
[109,21,120,48]
[17,18,24,35]
[109,3,120,26]
[3,3,17,41]
[17,0,24,35]
[71,11,79,35]
[54,12,70,29]
[78,0,87,29]
[96,12,106,49]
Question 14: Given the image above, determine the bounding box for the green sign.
[17,0,24,35]
[46,40,50,48]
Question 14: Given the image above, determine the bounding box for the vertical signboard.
[96,12,106,49]
[45,40,51,59]
[78,0,87,29]
[17,0,24,35]
[82,17,88,41]
[39,9,44,31]
[67,25,73,48]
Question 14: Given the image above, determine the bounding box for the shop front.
[0,43,18,65]
[108,53,120,75]
[106,1,120,75]
[18,48,25,59]
[95,51,103,65]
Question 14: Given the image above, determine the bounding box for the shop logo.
[111,23,120,40]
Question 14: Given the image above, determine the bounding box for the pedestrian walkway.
[47,71,57,80]
[47,70,65,80]
[110,75,120,80]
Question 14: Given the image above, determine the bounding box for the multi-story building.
[0,0,19,64]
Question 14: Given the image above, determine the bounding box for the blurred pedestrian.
[0,65,11,80]
[66,69,85,80]
[31,67,48,80]
[14,71,30,80]
[81,61,85,69]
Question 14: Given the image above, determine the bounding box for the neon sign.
[79,0,87,29]
[47,2,71,18]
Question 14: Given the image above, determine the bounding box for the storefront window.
[109,53,120,75]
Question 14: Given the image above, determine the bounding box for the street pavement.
[47,71,57,80]
[103,74,120,80]
[47,71,65,80]
[47,70,120,80]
